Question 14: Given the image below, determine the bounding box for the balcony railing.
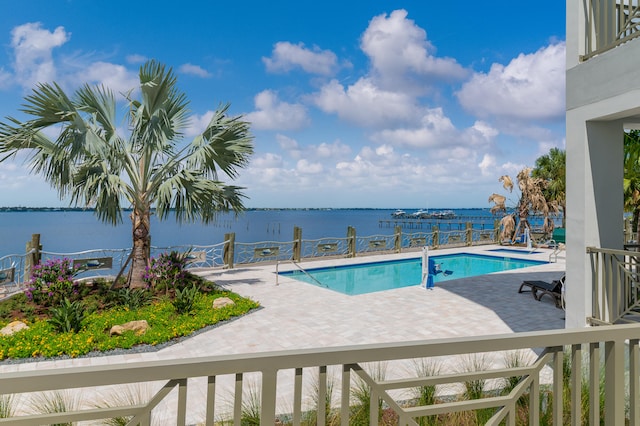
[587,246,640,324]
[1,324,638,425]
[582,0,640,61]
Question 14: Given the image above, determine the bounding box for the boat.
[391,209,407,218]
[429,210,456,219]
[410,209,429,218]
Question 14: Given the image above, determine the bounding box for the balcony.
[0,324,638,425]
[582,0,640,61]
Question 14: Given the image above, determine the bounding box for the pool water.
[280,253,547,295]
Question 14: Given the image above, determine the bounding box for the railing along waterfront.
[1,324,638,425]
[582,0,640,61]
[587,246,640,325]
[0,251,33,296]
[2,225,499,290]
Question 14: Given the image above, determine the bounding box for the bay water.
[0,208,500,257]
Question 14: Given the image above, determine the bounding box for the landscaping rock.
[0,320,29,336]
[212,297,235,309]
[110,320,150,336]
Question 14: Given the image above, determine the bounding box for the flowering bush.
[142,251,189,290]
[26,258,79,307]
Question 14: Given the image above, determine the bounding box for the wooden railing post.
[432,227,439,249]
[293,226,302,261]
[465,222,473,246]
[223,233,235,269]
[347,226,356,258]
[394,226,402,253]
[24,233,41,279]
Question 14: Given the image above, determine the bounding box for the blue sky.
[0,1,566,209]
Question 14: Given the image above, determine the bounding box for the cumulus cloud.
[456,42,566,121]
[478,154,497,176]
[79,61,139,94]
[361,9,468,92]
[312,78,421,127]
[296,159,323,174]
[251,153,284,168]
[370,108,457,148]
[263,41,338,75]
[179,63,211,78]
[10,22,70,89]
[244,90,309,130]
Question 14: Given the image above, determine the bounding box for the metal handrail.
[275,259,327,288]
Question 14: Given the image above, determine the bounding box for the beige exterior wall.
[565,0,640,327]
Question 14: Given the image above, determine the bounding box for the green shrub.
[0,291,259,360]
[48,298,87,333]
[26,258,79,307]
[142,251,190,291]
[107,288,152,310]
[172,284,200,315]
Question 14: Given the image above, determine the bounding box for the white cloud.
[179,63,211,78]
[79,62,139,94]
[0,68,11,89]
[126,54,147,64]
[370,108,457,148]
[263,41,338,75]
[312,78,420,127]
[478,154,497,176]
[10,22,70,89]
[456,42,566,121]
[184,111,215,137]
[276,134,299,151]
[296,159,323,174]
[313,140,351,158]
[244,90,309,130]
[251,153,284,168]
[361,9,468,92]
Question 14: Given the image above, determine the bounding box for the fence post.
[293,226,302,261]
[494,219,501,243]
[24,233,41,279]
[223,232,235,269]
[433,227,439,249]
[466,222,473,246]
[347,226,356,258]
[394,226,402,253]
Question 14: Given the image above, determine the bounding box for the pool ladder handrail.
[275,260,328,288]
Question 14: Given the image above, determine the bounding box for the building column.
[566,115,623,328]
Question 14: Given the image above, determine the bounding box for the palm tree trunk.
[129,208,151,289]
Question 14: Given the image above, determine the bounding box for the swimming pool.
[279,253,547,295]
[489,248,540,255]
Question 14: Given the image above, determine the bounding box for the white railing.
[587,246,640,324]
[1,324,638,425]
[582,0,640,60]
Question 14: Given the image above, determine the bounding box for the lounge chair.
[518,275,564,308]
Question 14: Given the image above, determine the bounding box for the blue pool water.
[280,253,547,295]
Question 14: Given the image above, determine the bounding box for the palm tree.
[624,130,640,243]
[532,148,566,227]
[489,167,558,243]
[0,60,253,288]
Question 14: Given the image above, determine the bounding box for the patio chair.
[518,275,564,308]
